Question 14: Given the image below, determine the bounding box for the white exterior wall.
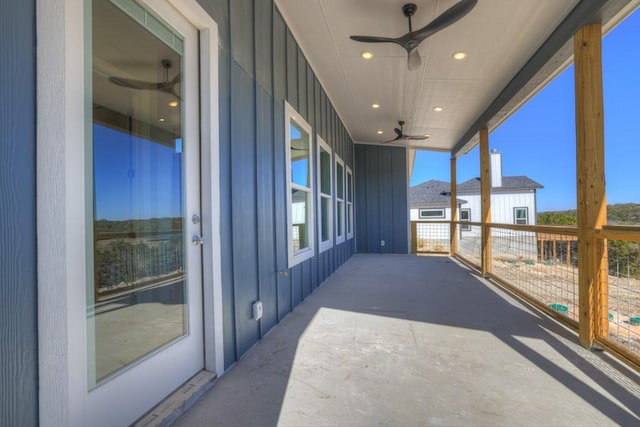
[459,190,537,237]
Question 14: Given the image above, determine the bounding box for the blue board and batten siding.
[0,0,39,426]
[355,145,409,254]
[198,0,355,367]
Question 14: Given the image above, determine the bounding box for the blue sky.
[411,7,640,212]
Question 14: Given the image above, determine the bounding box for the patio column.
[574,23,607,347]
[480,128,491,277]
[450,156,458,255]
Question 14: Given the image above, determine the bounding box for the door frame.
[36,0,223,425]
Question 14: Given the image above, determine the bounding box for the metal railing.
[595,226,640,365]
[410,220,450,254]
[411,220,640,370]
[488,224,579,325]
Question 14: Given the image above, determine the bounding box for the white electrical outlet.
[252,301,263,320]
[381,240,385,247]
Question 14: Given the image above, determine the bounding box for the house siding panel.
[286,29,298,110]
[0,0,38,425]
[273,99,292,321]
[230,61,260,357]
[354,145,408,254]
[230,0,255,78]
[272,8,287,103]
[255,0,273,96]
[256,87,278,335]
[218,46,237,367]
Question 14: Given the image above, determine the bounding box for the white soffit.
[276,0,580,151]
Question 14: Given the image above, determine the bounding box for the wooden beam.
[480,128,491,277]
[450,156,458,255]
[575,23,607,346]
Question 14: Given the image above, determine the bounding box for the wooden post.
[450,156,458,256]
[575,24,608,346]
[480,128,491,277]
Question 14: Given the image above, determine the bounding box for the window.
[346,166,354,240]
[286,102,314,266]
[317,136,332,252]
[419,208,445,219]
[514,207,528,225]
[335,155,345,243]
[460,208,471,231]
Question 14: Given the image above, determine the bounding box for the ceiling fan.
[109,59,181,99]
[384,120,429,143]
[350,0,478,71]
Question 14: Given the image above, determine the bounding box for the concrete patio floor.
[175,254,640,426]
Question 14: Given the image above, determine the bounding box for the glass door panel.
[90,0,190,385]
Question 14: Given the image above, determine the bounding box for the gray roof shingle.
[410,176,543,204]
[457,176,543,192]
[410,180,466,205]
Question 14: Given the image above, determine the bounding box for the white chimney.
[490,149,502,187]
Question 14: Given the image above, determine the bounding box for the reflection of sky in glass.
[93,124,183,220]
[290,121,310,187]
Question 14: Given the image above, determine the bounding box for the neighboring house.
[410,150,543,235]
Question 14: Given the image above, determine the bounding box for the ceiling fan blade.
[405,135,428,140]
[412,0,478,43]
[350,35,400,45]
[109,76,164,90]
[407,49,421,71]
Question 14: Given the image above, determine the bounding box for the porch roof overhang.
[275,0,637,156]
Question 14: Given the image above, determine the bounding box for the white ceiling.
[275,0,580,152]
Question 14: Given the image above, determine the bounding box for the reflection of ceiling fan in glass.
[109,59,181,99]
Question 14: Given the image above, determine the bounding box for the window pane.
[320,149,331,194]
[336,163,344,199]
[321,196,330,242]
[347,204,353,234]
[91,0,186,384]
[347,172,353,202]
[292,189,309,251]
[460,210,470,220]
[291,121,310,187]
[337,200,344,236]
[420,209,444,218]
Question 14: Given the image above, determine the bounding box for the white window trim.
[316,135,333,253]
[514,207,529,225]
[335,154,345,244]
[346,165,354,240]
[419,208,445,219]
[285,101,315,267]
[36,1,223,425]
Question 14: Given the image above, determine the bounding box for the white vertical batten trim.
[37,0,87,425]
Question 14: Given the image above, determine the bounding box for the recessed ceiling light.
[424,134,431,138]
[168,100,179,107]
[433,106,444,112]
[159,117,166,122]
[372,103,380,109]
[377,130,384,135]
[361,51,373,59]
[453,51,467,60]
